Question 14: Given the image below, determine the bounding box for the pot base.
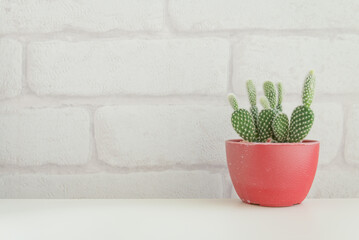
[244,200,301,207]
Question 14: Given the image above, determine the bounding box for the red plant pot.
[226,139,319,207]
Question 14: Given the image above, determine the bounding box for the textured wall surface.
[0,0,358,198]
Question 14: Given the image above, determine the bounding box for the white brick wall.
[0,108,90,166]
[345,104,359,164]
[169,0,359,31]
[308,167,359,198]
[233,35,359,96]
[0,0,164,33]
[0,0,357,198]
[27,39,229,96]
[0,171,223,198]
[95,105,235,167]
[0,39,22,99]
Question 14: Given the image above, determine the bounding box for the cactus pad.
[257,109,276,142]
[260,97,271,109]
[272,113,289,142]
[227,93,239,111]
[263,81,277,109]
[246,80,257,106]
[276,82,283,112]
[302,70,315,107]
[288,105,314,142]
[231,109,257,142]
[250,105,259,128]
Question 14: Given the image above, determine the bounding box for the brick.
[169,0,359,31]
[345,104,359,164]
[0,39,22,99]
[0,171,223,198]
[308,167,359,198]
[27,39,229,96]
[95,105,236,167]
[0,0,164,33]
[233,35,359,95]
[0,108,90,166]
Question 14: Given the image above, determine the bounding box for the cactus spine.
[228,70,316,143]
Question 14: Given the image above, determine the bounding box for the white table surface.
[0,199,358,240]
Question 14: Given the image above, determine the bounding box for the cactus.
[302,70,315,107]
[287,106,314,142]
[231,109,257,142]
[272,113,289,142]
[276,82,283,112]
[257,109,275,142]
[250,106,259,128]
[227,70,316,143]
[228,93,257,142]
[246,80,259,128]
[257,81,278,142]
[246,80,257,107]
[260,97,270,109]
[287,71,316,142]
[263,81,277,109]
[228,93,239,111]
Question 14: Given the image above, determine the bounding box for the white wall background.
[0,0,358,198]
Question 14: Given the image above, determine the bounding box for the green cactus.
[272,113,289,142]
[257,109,275,142]
[231,109,257,142]
[227,70,316,143]
[276,82,283,112]
[263,81,277,109]
[287,71,316,142]
[246,80,259,128]
[260,97,270,109]
[258,81,278,142]
[287,106,314,142]
[227,93,239,111]
[250,106,259,128]
[246,80,257,107]
[302,70,315,107]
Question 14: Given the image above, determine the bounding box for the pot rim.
[226,139,319,146]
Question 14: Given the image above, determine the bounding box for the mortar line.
[0,163,228,175]
[0,93,357,107]
[2,28,359,42]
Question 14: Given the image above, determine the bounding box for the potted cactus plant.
[226,71,319,207]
